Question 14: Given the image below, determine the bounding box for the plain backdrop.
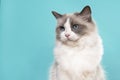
[1,0,120,80]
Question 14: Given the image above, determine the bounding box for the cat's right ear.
[52,11,63,19]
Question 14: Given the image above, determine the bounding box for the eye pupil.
[59,26,65,31]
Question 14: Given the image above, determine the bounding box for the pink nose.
[65,34,70,37]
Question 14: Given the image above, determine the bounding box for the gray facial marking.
[55,15,67,40]
[69,15,88,36]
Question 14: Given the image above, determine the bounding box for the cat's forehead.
[57,13,83,25]
[58,13,76,21]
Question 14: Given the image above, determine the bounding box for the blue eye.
[59,26,65,31]
[72,24,79,30]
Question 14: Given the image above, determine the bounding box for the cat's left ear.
[52,11,63,19]
[79,6,92,22]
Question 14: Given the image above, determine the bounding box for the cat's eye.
[59,26,65,31]
[72,24,79,30]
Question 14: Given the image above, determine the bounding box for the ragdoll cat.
[50,6,105,80]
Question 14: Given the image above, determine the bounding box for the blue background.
[1,0,120,80]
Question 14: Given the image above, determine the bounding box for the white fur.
[50,18,105,80]
[55,33,103,71]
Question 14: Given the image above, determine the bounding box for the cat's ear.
[79,6,92,22]
[52,11,63,19]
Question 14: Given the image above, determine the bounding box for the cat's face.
[52,6,96,45]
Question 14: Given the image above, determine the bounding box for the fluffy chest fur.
[54,34,103,75]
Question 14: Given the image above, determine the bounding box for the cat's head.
[52,6,96,45]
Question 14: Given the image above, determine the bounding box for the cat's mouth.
[66,37,79,42]
[62,38,80,46]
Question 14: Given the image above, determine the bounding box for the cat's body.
[50,6,105,80]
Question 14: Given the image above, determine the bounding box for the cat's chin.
[61,39,80,47]
[67,38,79,42]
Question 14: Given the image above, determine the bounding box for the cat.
[50,5,106,80]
